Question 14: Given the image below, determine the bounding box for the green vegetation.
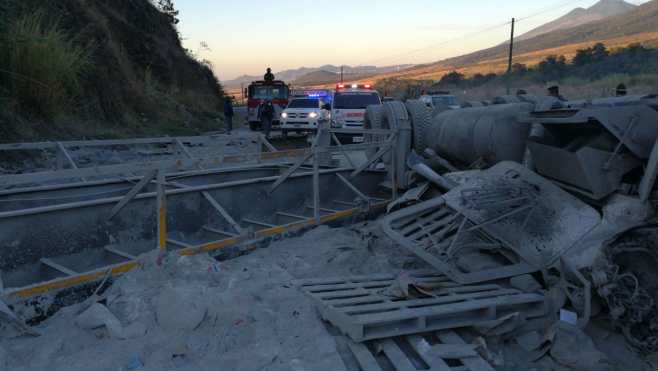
[377,43,658,100]
[0,0,225,142]
[1,12,91,118]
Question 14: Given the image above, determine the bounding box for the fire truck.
[246,80,291,131]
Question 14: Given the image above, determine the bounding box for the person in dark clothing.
[548,85,566,101]
[223,96,235,134]
[264,68,275,82]
[616,83,628,97]
[259,100,275,139]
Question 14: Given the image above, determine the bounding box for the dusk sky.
[175,0,648,81]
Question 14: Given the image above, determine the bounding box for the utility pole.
[340,66,344,83]
[506,17,515,95]
[240,82,245,105]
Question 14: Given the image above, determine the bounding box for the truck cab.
[246,80,290,131]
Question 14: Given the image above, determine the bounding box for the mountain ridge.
[518,0,637,41]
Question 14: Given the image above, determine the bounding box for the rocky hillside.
[518,0,637,41]
[0,0,225,141]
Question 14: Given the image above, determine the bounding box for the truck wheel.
[249,122,260,131]
[364,105,385,160]
[405,99,433,154]
[281,129,288,139]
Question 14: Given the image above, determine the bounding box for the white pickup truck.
[280,97,331,136]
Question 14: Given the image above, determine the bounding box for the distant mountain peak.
[517,0,637,41]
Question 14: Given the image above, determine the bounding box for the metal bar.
[40,258,77,276]
[173,138,196,160]
[202,226,238,237]
[201,192,244,234]
[260,134,278,152]
[57,141,85,182]
[350,139,394,178]
[268,152,313,194]
[0,135,254,151]
[156,170,167,251]
[7,201,389,301]
[0,149,310,188]
[313,148,321,222]
[107,170,157,220]
[276,211,309,221]
[639,138,658,202]
[317,141,391,153]
[0,167,355,220]
[465,204,534,233]
[330,132,356,168]
[336,173,370,202]
[332,200,357,207]
[104,246,137,260]
[305,205,339,214]
[242,218,276,229]
[329,128,393,135]
[167,239,192,249]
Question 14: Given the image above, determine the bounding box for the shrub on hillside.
[1,12,91,118]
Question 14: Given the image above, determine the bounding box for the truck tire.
[364,105,385,160]
[249,122,260,131]
[405,99,433,154]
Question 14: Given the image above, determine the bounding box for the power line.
[361,0,592,67]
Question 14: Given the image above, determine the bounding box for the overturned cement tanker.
[366,94,658,353]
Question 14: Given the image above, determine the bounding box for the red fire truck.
[246,80,291,131]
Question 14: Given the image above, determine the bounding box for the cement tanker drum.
[423,103,533,167]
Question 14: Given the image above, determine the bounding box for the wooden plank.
[40,258,77,276]
[436,331,495,371]
[381,339,417,371]
[406,335,452,371]
[346,341,382,371]
[107,170,157,220]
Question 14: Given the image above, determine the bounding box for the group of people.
[222,69,276,137]
[223,97,275,138]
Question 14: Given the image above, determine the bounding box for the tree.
[512,63,528,75]
[439,71,465,86]
[157,0,179,25]
[537,55,567,82]
[573,43,609,67]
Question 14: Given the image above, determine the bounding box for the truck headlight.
[309,112,318,119]
[281,112,288,118]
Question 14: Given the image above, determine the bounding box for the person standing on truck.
[223,96,235,134]
[259,100,275,139]
[264,68,275,83]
